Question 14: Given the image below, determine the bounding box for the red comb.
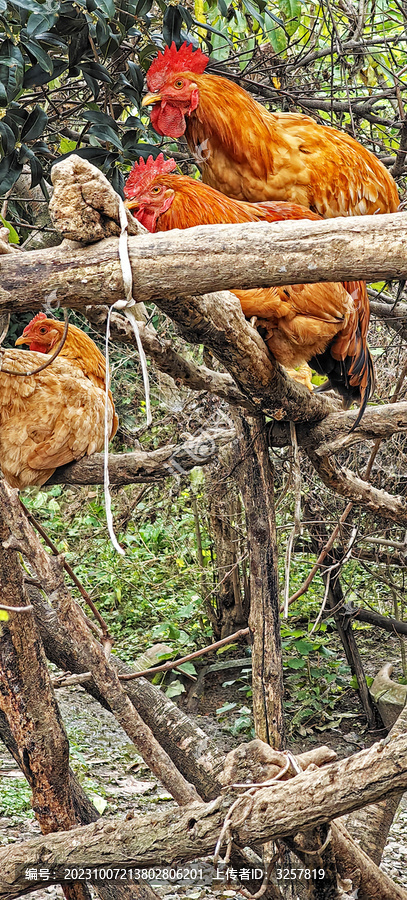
[124,154,177,198]
[23,311,47,333]
[147,41,209,91]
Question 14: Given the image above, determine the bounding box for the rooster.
[124,155,374,421]
[141,42,399,218]
[0,314,118,489]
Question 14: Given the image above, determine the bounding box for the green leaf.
[217,0,228,15]
[177,661,197,675]
[92,0,115,17]
[23,59,67,87]
[135,0,152,16]
[0,150,23,194]
[216,702,237,715]
[20,104,47,141]
[0,213,19,243]
[286,658,307,670]
[90,794,107,814]
[293,639,315,655]
[88,124,123,150]
[59,136,76,153]
[165,679,185,698]
[53,146,114,168]
[178,5,194,29]
[127,60,144,93]
[121,129,143,151]
[0,121,16,154]
[4,103,28,136]
[22,146,43,187]
[117,0,137,29]
[81,70,99,98]
[0,609,9,621]
[93,9,110,46]
[26,12,59,36]
[81,60,112,83]
[243,0,266,30]
[81,109,118,129]
[163,5,183,48]
[21,38,53,74]
[0,40,25,101]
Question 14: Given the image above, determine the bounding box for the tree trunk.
[234,411,284,749]
[205,454,248,638]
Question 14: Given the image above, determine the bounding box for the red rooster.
[141,42,399,218]
[0,314,117,488]
[124,155,374,421]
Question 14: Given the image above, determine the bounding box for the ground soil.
[0,625,406,900]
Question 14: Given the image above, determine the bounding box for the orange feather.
[0,317,118,488]
[143,43,399,218]
[125,161,374,421]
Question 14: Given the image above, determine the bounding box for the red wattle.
[151,103,187,138]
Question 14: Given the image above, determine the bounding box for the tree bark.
[26,584,226,801]
[47,429,235,486]
[2,732,407,899]
[0,709,159,900]
[2,214,407,313]
[234,411,284,748]
[345,702,407,866]
[205,456,248,638]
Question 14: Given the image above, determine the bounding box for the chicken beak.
[141,92,162,107]
[15,334,27,346]
[124,199,140,211]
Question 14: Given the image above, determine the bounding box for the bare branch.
[3,214,407,315]
[86,307,251,409]
[307,451,407,525]
[47,429,236,486]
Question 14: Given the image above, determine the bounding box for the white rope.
[117,198,152,426]
[104,305,124,556]
[102,198,153,556]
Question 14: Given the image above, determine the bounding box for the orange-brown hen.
[142,43,399,218]
[0,314,117,488]
[124,155,374,421]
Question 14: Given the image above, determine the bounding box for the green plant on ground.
[0,778,33,820]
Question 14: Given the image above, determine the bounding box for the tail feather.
[311,328,375,431]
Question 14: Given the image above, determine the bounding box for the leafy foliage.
[0,0,405,233]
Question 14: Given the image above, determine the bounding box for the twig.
[118,627,249,680]
[286,361,407,609]
[19,500,110,641]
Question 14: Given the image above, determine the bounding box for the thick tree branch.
[86,307,251,408]
[151,290,335,424]
[307,450,407,524]
[298,401,407,455]
[48,429,236,485]
[2,214,407,314]
[1,732,407,899]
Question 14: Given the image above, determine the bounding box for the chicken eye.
[174,79,184,89]
[39,327,48,334]
[151,186,161,194]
